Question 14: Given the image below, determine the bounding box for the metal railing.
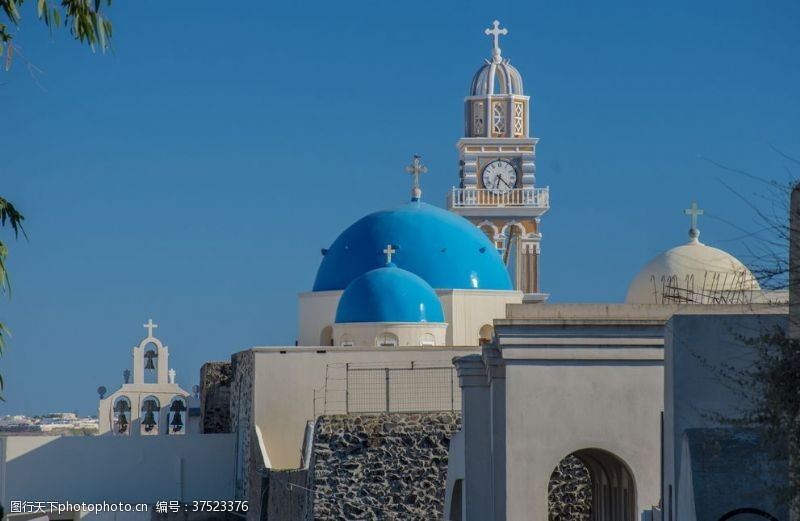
[313,361,460,417]
[449,186,550,208]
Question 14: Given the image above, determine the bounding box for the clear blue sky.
[2,0,799,415]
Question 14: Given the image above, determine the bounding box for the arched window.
[339,334,354,347]
[167,396,187,435]
[548,449,636,521]
[479,225,495,243]
[112,396,131,435]
[479,324,494,345]
[320,326,333,346]
[376,332,399,347]
[420,333,436,346]
[140,396,160,435]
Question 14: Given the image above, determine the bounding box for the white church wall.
[662,312,787,521]
[331,322,447,347]
[457,355,496,521]
[0,433,236,507]
[443,429,465,521]
[504,360,663,520]
[298,289,521,348]
[438,289,522,346]
[245,345,478,469]
[297,290,342,346]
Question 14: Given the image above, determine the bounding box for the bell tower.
[448,20,550,301]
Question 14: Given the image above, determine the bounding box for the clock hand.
[494,176,501,189]
[499,177,511,189]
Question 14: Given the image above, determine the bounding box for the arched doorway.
[320,326,333,346]
[718,508,779,521]
[548,449,636,521]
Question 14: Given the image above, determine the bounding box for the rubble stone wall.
[199,361,232,434]
[548,454,592,521]
[230,350,255,504]
[309,412,460,521]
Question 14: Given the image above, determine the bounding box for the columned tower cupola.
[466,21,529,139]
[448,20,550,301]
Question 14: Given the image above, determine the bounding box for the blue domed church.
[298,25,551,348]
[301,194,522,347]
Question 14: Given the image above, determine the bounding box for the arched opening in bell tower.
[142,342,159,384]
[548,448,636,521]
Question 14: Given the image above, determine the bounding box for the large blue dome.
[335,265,445,323]
[314,201,512,292]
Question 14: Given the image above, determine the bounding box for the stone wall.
[230,350,255,503]
[548,454,592,520]
[199,361,232,434]
[309,412,460,521]
[262,468,313,521]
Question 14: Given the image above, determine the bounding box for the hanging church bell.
[113,400,131,434]
[117,413,128,433]
[169,399,187,432]
[142,401,158,432]
[142,411,157,432]
[170,412,184,431]
[144,350,157,370]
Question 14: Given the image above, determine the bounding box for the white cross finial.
[404,154,428,201]
[683,201,704,241]
[168,368,176,384]
[485,20,508,62]
[143,318,158,338]
[383,244,397,264]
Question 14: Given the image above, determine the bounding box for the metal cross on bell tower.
[143,318,158,338]
[485,20,508,62]
[405,154,428,201]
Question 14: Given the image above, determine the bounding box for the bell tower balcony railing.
[448,187,550,214]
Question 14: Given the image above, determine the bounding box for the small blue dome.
[335,266,445,324]
[314,201,512,291]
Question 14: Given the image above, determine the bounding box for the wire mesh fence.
[313,361,460,417]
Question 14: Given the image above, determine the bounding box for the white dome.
[625,236,761,305]
[470,60,524,96]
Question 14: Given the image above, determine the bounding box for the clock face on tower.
[482,159,518,194]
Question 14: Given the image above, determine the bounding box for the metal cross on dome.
[485,20,508,60]
[383,244,397,264]
[683,201,704,239]
[143,318,158,338]
[405,154,428,201]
